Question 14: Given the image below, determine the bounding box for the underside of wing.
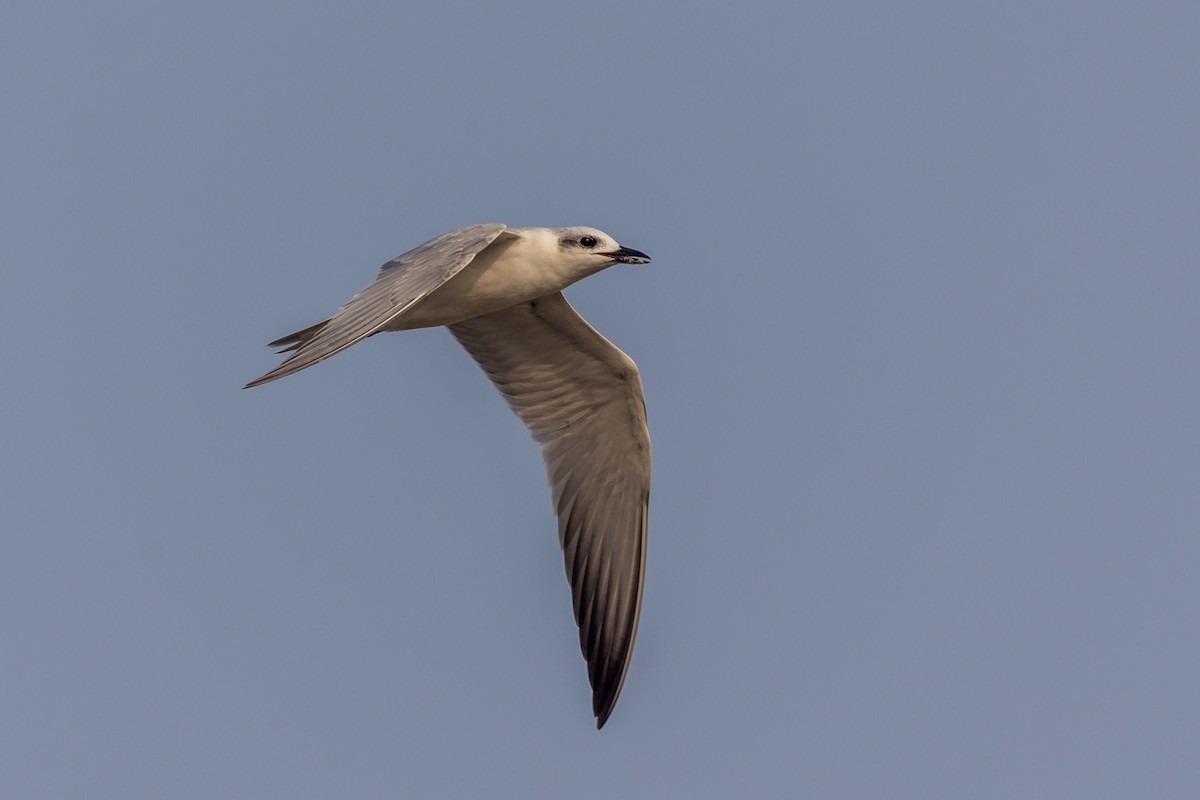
[245,223,510,388]
[448,292,651,728]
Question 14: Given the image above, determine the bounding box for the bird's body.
[390,227,614,329]
[246,224,652,728]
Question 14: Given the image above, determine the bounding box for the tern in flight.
[246,224,652,728]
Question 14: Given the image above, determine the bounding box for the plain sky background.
[4,1,1199,797]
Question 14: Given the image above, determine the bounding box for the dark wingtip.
[245,317,333,390]
[593,676,619,729]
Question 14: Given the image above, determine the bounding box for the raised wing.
[448,292,651,728]
[246,223,511,388]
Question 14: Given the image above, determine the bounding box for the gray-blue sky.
[4,1,1199,796]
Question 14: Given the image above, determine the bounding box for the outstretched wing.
[246,223,511,388]
[448,292,651,728]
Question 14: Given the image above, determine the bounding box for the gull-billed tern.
[246,224,652,728]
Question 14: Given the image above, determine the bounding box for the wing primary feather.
[448,292,650,729]
[245,224,509,389]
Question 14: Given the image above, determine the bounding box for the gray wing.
[246,223,510,388]
[448,292,650,728]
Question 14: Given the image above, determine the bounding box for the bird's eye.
[579,236,598,248]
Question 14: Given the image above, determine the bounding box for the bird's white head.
[511,226,651,282]
[556,226,651,266]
